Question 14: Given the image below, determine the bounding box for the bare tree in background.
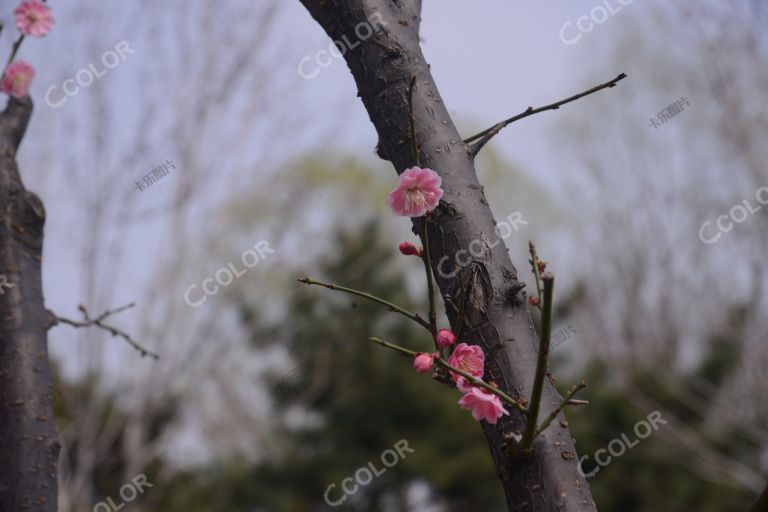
[557,0,768,498]
[2,0,314,509]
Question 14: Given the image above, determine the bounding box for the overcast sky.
[3,0,654,378]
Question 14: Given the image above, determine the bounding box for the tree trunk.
[297,1,596,510]
[0,96,59,511]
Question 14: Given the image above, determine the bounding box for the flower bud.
[398,242,422,257]
[413,353,435,373]
[435,328,456,349]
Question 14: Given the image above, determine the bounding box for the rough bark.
[297,1,596,510]
[0,97,59,511]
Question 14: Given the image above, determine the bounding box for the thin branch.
[528,241,543,310]
[297,277,432,332]
[1,0,49,80]
[49,303,159,359]
[521,272,554,450]
[369,337,527,414]
[1,33,24,85]
[465,72,627,156]
[420,216,438,339]
[535,382,587,437]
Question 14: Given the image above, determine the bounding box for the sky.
[286,0,644,184]
[2,0,658,401]
[2,0,652,374]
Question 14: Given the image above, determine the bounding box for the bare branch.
[466,72,628,157]
[49,303,159,360]
[535,382,588,438]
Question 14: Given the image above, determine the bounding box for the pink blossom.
[435,329,456,349]
[455,376,473,393]
[413,353,435,374]
[398,242,421,257]
[14,0,54,37]
[1,61,35,98]
[458,386,510,424]
[387,167,444,217]
[447,343,484,383]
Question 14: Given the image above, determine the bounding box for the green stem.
[420,217,437,339]
[1,1,48,81]
[1,34,25,82]
[297,277,431,332]
[368,336,419,357]
[407,75,419,166]
[529,241,543,307]
[534,382,586,437]
[521,273,554,450]
[369,337,527,414]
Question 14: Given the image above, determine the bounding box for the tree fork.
[0,96,60,511]
[297,1,597,509]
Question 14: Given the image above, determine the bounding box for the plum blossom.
[1,61,35,98]
[458,385,510,424]
[14,0,54,37]
[447,343,484,383]
[387,167,444,217]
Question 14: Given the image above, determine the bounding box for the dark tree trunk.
[750,483,768,512]
[297,1,596,510]
[0,97,59,511]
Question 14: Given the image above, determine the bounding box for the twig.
[420,216,438,339]
[465,73,627,156]
[521,272,554,450]
[535,382,587,437]
[369,337,527,414]
[406,76,436,340]
[50,303,159,359]
[528,241,543,309]
[1,0,49,81]
[1,34,25,82]
[297,277,432,332]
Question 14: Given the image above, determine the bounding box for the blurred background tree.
[12,0,765,509]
